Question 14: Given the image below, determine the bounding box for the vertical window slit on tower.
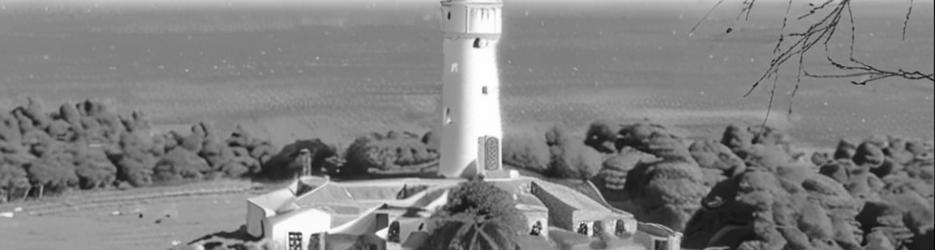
[444,107,452,124]
[482,86,488,95]
[473,38,482,48]
[447,12,451,20]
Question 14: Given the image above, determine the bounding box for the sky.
[2,0,929,10]
[6,0,927,7]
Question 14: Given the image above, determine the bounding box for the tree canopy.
[422,179,527,250]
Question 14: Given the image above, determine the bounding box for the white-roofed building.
[263,208,331,250]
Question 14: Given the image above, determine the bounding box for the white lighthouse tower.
[438,0,504,178]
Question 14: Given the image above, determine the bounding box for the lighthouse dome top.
[443,0,501,3]
[440,0,502,36]
[442,0,502,5]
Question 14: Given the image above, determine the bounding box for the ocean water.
[1,1,932,146]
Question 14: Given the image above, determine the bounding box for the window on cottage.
[577,222,589,235]
[530,221,542,236]
[388,221,401,243]
[615,220,627,236]
[287,232,303,250]
[308,233,323,250]
[592,221,604,238]
[654,240,669,250]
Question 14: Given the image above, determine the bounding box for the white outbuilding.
[262,207,332,249]
[245,187,296,238]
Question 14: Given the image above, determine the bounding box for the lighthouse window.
[654,240,669,250]
[447,12,451,20]
[473,38,485,48]
[444,107,452,124]
[481,86,488,95]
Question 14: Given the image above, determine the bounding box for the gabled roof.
[515,193,548,212]
[292,178,460,214]
[328,205,384,235]
[266,207,331,226]
[531,180,634,220]
[247,187,296,212]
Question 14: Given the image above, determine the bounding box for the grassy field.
[0,180,259,250]
[0,1,932,249]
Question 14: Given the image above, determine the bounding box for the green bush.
[422,179,526,250]
[502,125,601,179]
[0,98,276,198]
[343,131,436,175]
[261,139,336,179]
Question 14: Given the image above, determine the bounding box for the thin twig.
[798,0,835,20]
[691,0,728,34]
[902,0,914,40]
[772,0,794,54]
[762,73,780,128]
[738,0,757,21]
[788,40,805,117]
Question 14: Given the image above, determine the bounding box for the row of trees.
[492,119,931,249]
[0,97,474,202]
[0,98,454,202]
[0,98,276,201]
[502,125,602,180]
[562,120,933,250]
[3,99,931,249]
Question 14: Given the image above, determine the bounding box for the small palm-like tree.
[431,214,519,250]
[421,179,526,250]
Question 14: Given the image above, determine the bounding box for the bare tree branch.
[797,0,835,20]
[739,0,757,21]
[690,0,728,34]
[692,0,934,101]
[762,73,780,128]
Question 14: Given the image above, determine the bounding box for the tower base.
[484,169,519,179]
